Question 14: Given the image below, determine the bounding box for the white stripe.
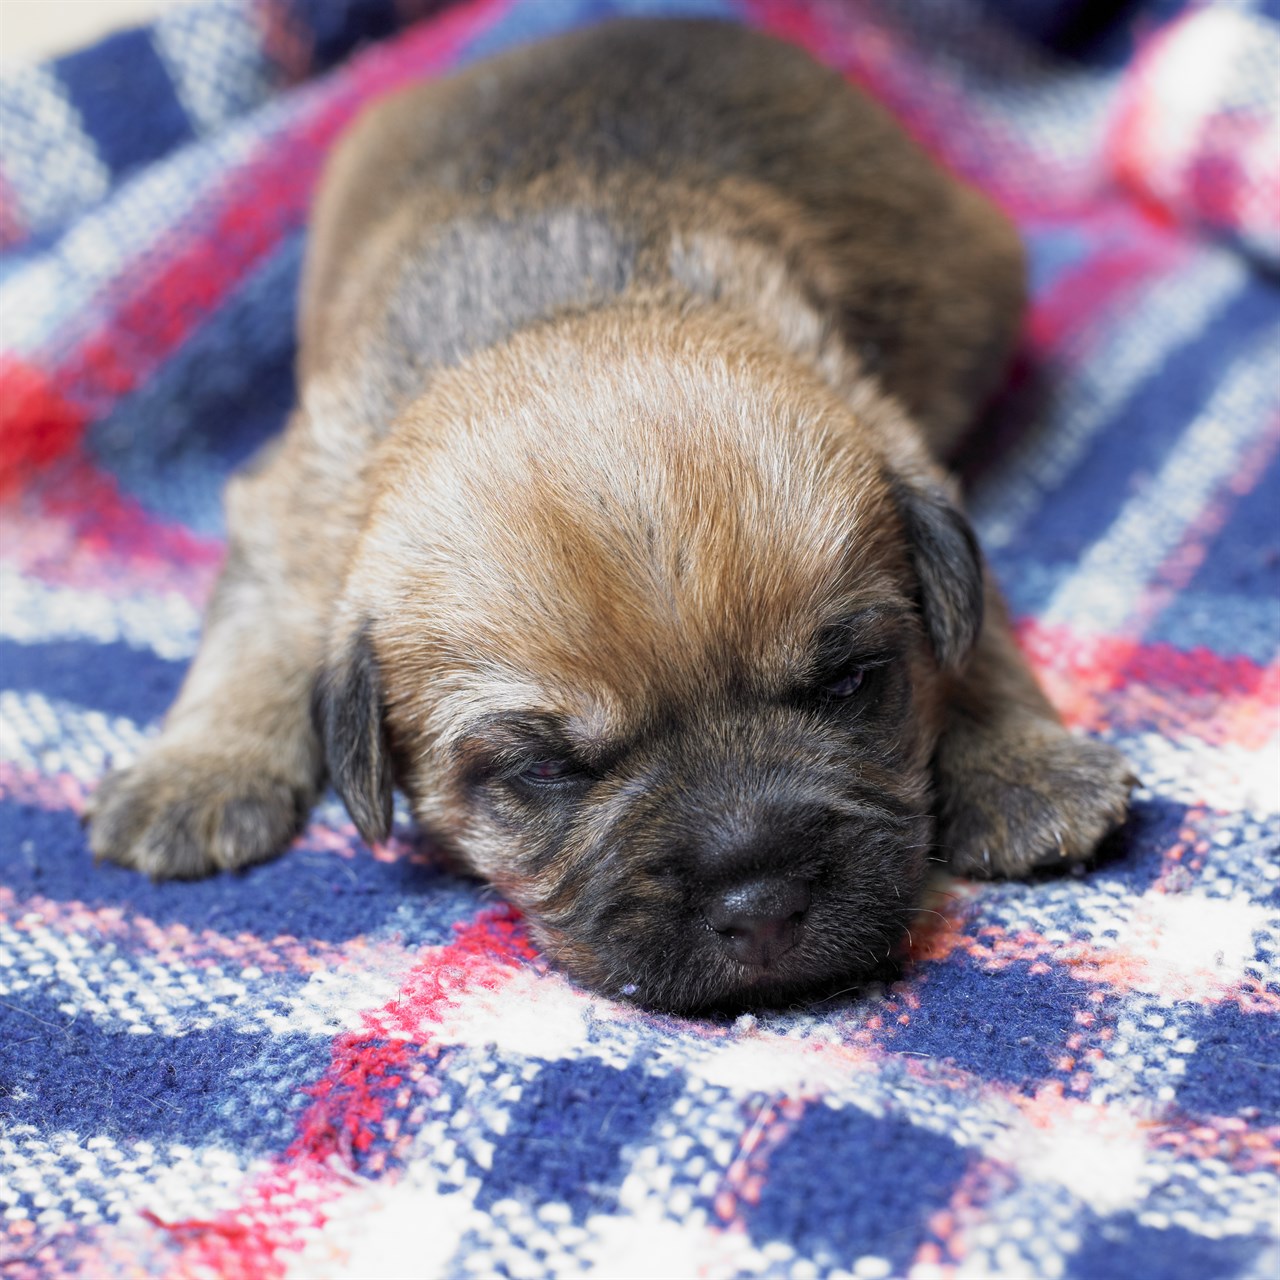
[0,690,149,785]
[284,1176,483,1280]
[1121,729,1280,817]
[0,122,261,357]
[1040,328,1280,633]
[0,898,419,1040]
[0,570,200,660]
[1137,12,1259,183]
[1147,10,1280,117]
[0,57,341,357]
[0,911,233,1038]
[0,1127,265,1234]
[973,253,1247,547]
[151,0,273,136]
[0,65,110,235]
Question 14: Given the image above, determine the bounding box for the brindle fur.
[87,20,1133,1012]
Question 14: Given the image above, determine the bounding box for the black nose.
[704,877,811,968]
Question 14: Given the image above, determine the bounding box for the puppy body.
[89,21,1132,1011]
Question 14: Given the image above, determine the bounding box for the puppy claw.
[86,749,313,880]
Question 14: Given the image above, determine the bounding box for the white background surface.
[0,0,184,62]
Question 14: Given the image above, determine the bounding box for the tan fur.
[87,19,1132,1010]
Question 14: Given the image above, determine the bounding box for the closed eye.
[820,668,865,699]
[517,757,588,786]
[805,608,906,707]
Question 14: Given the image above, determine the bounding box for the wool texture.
[0,1,1277,1278]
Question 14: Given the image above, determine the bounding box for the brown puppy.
[87,20,1134,1012]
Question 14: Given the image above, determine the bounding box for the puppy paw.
[85,748,314,879]
[938,721,1136,879]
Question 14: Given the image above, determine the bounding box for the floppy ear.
[893,478,984,668]
[313,622,393,845]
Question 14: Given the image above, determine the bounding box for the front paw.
[85,747,314,879]
[939,721,1136,878]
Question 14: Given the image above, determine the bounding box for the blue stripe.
[54,28,195,179]
[1184,446,1280,606]
[0,799,478,945]
[751,1102,968,1273]
[1177,1003,1280,1123]
[286,0,402,72]
[1069,1214,1265,1280]
[0,638,187,724]
[477,1059,684,1219]
[890,955,1090,1083]
[460,0,742,63]
[0,1005,329,1151]
[1019,278,1280,561]
[87,234,304,537]
[1148,592,1280,664]
[1088,795,1197,895]
[991,559,1279,663]
[974,0,1191,64]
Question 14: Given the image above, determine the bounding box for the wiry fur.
[87,19,1134,1012]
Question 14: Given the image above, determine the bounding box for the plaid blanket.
[1,1,1277,1276]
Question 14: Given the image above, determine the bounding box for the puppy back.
[300,19,1024,446]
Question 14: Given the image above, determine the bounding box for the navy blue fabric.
[751,1103,969,1273]
[289,0,406,71]
[1070,1216,1265,1280]
[89,236,303,537]
[479,1059,685,1219]
[0,639,186,724]
[980,0,1189,62]
[1187,449,1280,600]
[0,800,475,945]
[1177,1003,1280,1123]
[891,958,1087,1086]
[0,1012,329,1151]
[54,28,195,179]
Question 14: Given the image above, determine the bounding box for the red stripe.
[286,904,533,1169]
[131,905,533,1279]
[1017,620,1272,699]
[0,358,89,497]
[1017,618,1279,749]
[0,170,26,251]
[1026,218,1187,356]
[3,0,506,504]
[3,459,225,599]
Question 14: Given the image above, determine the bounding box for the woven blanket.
[1,1,1277,1276]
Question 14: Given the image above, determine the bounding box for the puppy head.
[317,305,981,1012]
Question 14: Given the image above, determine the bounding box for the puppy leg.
[86,426,339,878]
[935,582,1136,877]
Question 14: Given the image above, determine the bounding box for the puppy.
[88,19,1134,1012]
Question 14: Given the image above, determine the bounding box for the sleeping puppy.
[87,19,1134,1013]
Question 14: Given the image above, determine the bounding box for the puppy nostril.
[704,877,811,968]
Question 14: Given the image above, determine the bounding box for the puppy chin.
[525,813,933,1016]
[546,910,912,1016]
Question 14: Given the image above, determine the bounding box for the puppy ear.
[894,478,984,668]
[313,622,393,845]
